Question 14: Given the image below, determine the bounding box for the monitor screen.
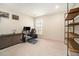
[23,27,30,30]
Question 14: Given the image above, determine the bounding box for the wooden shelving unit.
[65,7,79,55]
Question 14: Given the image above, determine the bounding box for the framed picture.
[0,11,9,18]
[12,14,19,20]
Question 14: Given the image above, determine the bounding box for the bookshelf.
[65,7,79,55]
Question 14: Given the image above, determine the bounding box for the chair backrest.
[30,28,36,34]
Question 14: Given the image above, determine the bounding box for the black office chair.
[22,27,30,42]
[22,27,38,44]
[27,28,38,44]
[27,28,37,38]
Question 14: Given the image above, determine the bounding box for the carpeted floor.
[0,39,67,56]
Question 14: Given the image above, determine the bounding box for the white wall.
[35,12,64,41]
[0,6,34,35]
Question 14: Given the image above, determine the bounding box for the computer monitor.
[23,27,30,31]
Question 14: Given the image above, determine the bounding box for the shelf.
[65,12,79,20]
[65,22,79,26]
[69,32,79,38]
[65,38,79,53]
[69,22,79,26]
[65,32,79,38]
[68,7,79,14]
[65,7,79,21]
[69,48,79,53]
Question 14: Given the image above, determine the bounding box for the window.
[35,18,43,35]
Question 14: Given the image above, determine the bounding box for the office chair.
[22,27,38,44]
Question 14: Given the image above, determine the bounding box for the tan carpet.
[0,39,67,56]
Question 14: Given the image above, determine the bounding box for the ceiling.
[0,3,67,17]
